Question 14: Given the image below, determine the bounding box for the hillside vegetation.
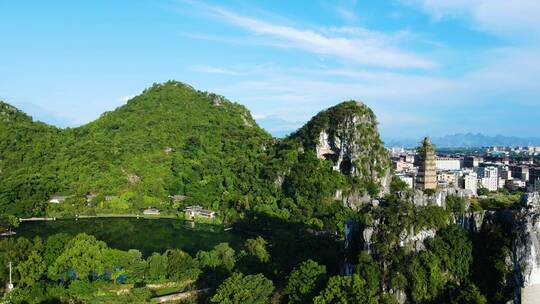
[0,81,388,233]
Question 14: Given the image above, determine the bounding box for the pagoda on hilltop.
[416,137,437,191]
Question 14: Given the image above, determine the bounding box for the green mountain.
[0,81,389,229]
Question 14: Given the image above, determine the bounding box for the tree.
[390,176,409,193]
[197,250,221,269]
[197,242,236,271]
[7,215,19,232]
[472,222,513,303]
[110,268,127,284]
[67,280,99,301]
[356,252,380,296]
[408,251,444,302]
[478,187,490,196]
[314,274,378,304]
[16,250,46,287]
[285,259,327,304]
[121,250,147,284]
[214,243,236,271]
[48,233,109,280]
[389,272,407,293]
[435,281,487,304]
[211,272,274,304]
[166,249,200,282]
[450,282,487,304]
[446,195,467,215]
[244,237,270,263]
[42,233,72,266]
[146,252,168,282]
[427,225,472,282]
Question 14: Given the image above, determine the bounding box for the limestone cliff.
[290,101,391,204]
[456,211,485,234]
[514,192,540,302]
[400,187,475,208]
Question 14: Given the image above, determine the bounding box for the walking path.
[20,217,56,221]
[153,288,210,303]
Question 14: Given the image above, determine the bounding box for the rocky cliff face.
[514,192,540,299]
[291,101,391,204]
[0,100,32,123]
[456,211,485,234]
[401,187,475,209]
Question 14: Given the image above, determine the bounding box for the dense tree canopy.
[285,259,327,304]
[313,274,378,304]
[210,272,274,304]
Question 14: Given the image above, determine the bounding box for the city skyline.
[1,0,540,139]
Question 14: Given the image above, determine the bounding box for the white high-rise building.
[477,166,499,192]
[461,171,478,195]
[436,157,462,171]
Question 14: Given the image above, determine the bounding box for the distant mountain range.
[385,133,540,148]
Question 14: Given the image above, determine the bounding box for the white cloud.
[205,66,456,126]
[199,49,540,138]
[175,1,540,138]
[407,0,540,40]
[455,47,540,105]
[196,4,436,69]
[319,26,412,42]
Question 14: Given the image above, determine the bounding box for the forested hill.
[0,82,271,216]
[0,81,389,229]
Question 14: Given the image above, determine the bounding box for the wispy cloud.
[186,2,436,69]
[325,0,359,23]
[197,49,540,138]
[335,7,358,23]
[405,0,540,40]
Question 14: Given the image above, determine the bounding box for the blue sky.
[1,0,539,139]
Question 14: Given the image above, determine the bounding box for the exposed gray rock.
[456,211,485,233]
[336,190,372,210]
[521,192,540,210]
[241,114,255,128]
[388,289,407,304]
[314,111,379,176]
[399,227,436,251]
[309,102,390,203]
[208,94,224,106]
[121,168,141,184]
[514,192,540,290]
[403,187,474,208]
[399,189,447,208]
[362,226,375,254]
